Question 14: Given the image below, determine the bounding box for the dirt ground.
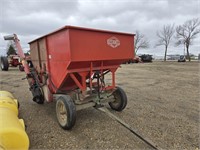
[0,61,199,149]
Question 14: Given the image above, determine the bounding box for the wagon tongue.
[97,107,161,150]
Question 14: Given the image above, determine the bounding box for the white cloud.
[0,0,199,56]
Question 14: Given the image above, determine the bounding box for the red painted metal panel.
[46,30,71,91]
[69,28,134,62]
[29,26,134,44]
[29,26,135,93]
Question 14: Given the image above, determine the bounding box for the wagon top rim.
[28,25,135,44]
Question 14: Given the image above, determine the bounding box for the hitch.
[97,107,161,150]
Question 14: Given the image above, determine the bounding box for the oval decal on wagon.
[107,37,120,48]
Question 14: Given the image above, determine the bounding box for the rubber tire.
[0,56,9,71]
[33,95,44,104]
[32,88,44,104]
[56,95,76,130]
[19,64,24,71]
[109,87,127,111]
[27,60,33,68]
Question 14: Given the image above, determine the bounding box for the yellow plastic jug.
[0,91,29,150]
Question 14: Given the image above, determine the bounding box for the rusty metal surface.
[30,41,40,69]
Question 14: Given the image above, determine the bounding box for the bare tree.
[155,24,174,61]
[175,18,200,61]
[134,30,149,54]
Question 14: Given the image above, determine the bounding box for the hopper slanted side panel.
[46,29,71,91]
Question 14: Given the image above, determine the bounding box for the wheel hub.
[57,101,68,126]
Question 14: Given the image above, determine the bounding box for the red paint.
[29,26,135,96]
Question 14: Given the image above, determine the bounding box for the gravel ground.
[0,61,199,149]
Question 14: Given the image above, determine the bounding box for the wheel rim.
[56,100,68,127]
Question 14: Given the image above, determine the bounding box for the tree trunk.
[164,46,167,61]
[135,48,139,54]
[186,45,190,61]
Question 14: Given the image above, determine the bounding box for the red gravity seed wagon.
[4,26,135,129]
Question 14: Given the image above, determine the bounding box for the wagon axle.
[53,85,127,129]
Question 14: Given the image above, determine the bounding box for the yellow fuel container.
[0,91,29,150]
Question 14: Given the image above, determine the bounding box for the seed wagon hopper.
[4,26,135,129]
